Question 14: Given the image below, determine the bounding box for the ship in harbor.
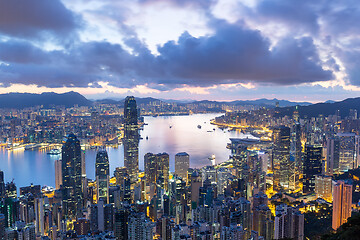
[47,149,61,155]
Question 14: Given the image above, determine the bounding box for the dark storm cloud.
[0,41,50,64]
[0,22,333,88]
[154,23,333,86]
[0,0,79,39]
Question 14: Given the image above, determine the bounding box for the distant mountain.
[231,98,312,107]
[190,98,311,107]
[279,97,360,118]
[95,97,162,106]
[0,92,92,109]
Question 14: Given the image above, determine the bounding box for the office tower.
[326,137,340,175]
[34,198,45,236]
[54,159,62,190]
[188,169,202,208]
[144,153,170,191]
[216,168,231,195]
[0,214,5,239]
[144,153,157,187]
[74,218,90,236]
[6,181,17,198]
[123,96,139,185]
[274,204,304,240]
[96,148,110,204]
[0,171,5,198]
[175,152,190,182]
[332,180,352,230]
[3,198,19,227]
[315,175,332,202]
[19,184,41,197]
[81,150,87,199]
[303,144,322,194]
[114,208,129,240]
[114,167,127,186]
[338,133,359,171]
[201,166,217,184]
[128,212,154,240]
[272,126,291,191]
[290,123,302,191]
[61,133,83,219]
[293,106,300,123]
[156,153,170,191]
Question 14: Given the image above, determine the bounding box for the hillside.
[0,91,92,109]
[279,97,360,118]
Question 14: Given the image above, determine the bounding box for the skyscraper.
[175,152,190,183]
[315,175,332,202]
[96,148,110,204]
[338,133,359,172]
[303,144,322,194]
[332,180,352,230]
[326,137,340,175]
[54,159,62,190]
[123,96,139,185]
[61,133,83,219]
[144,152,170,191]
[290,123,302,191]
[156,153,170,191]
[272,126,291,191]
[0,170,5,198]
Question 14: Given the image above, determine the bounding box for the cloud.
[0,21,333,89]
[154,22,333,86]
[138,0,217,9]
[0,0,79,39]
[252,0,321,35]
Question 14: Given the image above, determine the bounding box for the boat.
[197,125,201,129]
[47,149,61,155]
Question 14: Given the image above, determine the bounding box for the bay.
[0,113,246,188]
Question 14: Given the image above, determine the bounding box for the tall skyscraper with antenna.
[123,96,139,186]
[61,133,83,219]
[96,148,110,204]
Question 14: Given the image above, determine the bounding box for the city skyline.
[1,0,360,238]
[0,0,359,102]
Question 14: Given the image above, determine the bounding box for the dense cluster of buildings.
[0,97,359,239]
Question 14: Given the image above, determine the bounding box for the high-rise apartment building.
[128,212,154,240]
[61,133,83,219]
[315,175,332,202]
[274,204,304,240]
[175,152,189,183]
[332,180,352,230]
[273,126,291,191]
[123,96,139,186]
[96,148,110,204]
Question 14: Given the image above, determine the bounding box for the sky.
[0,0,359,102]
